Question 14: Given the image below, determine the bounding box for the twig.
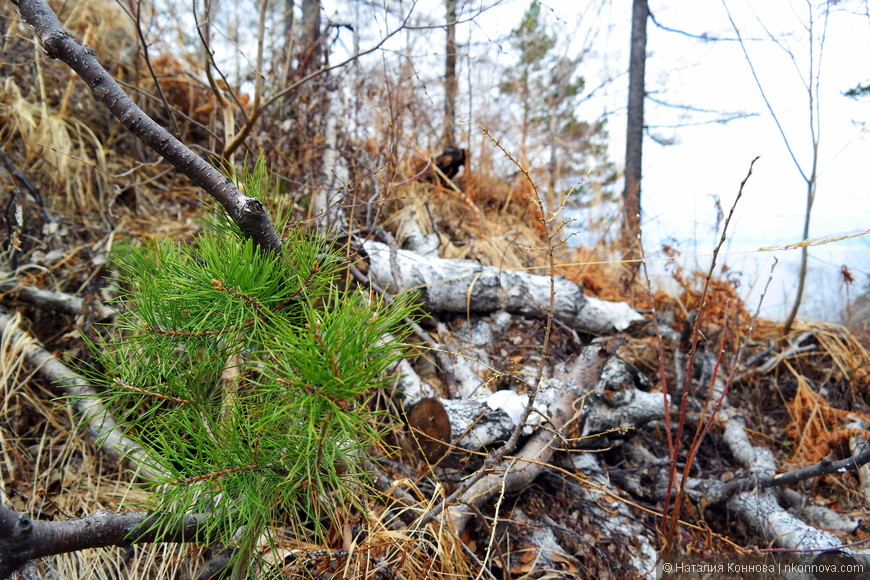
[0,146,52,222]
[417,340,613,532]
[660,156,759,551]
[715,440,870,502]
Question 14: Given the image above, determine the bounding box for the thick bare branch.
[0,505,207,578]
[10,0,283,254]
[363,241,644,335]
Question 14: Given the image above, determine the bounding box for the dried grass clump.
[0,77,109,211]
[0,313,202,578]
[383,179,547,271]
[0,0,141,213]
[778,322,870,466]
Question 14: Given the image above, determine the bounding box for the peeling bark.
[363,240,644,334]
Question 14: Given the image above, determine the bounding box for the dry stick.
[0,276,115,319]
[660,157,759,552]
[682,259,778,496]
[11,0,283,255]
[715,441,870,503]
[0,146,52,222]
[438,340,614,533]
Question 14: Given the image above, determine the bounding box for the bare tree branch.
[714,440,870,502]
[10,0,283,254]
[0,504,208,578]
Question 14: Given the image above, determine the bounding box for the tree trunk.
[443,0,458,147]
[547,107,558,218]
[299,0,322,75]
[783,175,816,333]
[622,0,648,273]
[297,0,342,227]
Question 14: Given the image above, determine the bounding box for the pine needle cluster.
[82,161,416,572]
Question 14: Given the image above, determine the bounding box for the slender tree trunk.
[284,0,295,40]
[547,107,558,218]
[784,176,816,332]
[297,0,336,225]
[443,0,458,147]
[282,0,295,76]
[622,0,648,272]
[299,0,322,74]
[783,4,824,334]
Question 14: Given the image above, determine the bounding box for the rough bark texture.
[0,505,206,577]
[444,341,614,533]
[299,0,322,75]
[363,240,644,334]
[443,0,458,147]
[622,0,648,269]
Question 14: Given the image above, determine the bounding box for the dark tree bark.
[10,0,284,254]
[0,505,209,578]
[299,0,322,74]
[622,0,648,271]
[443,0,458,147]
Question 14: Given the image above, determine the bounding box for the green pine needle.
[77,158,417,573]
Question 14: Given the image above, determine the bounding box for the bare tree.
[622,0,648,273]
[443,0,459,147]
[723,0,831,333]
[299,0,323,75]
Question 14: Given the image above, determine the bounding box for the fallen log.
[362,240,644,335]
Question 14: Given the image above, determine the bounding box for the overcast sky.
[462,0,870,321]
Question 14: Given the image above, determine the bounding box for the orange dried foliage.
[150,55,212,123]
[678,273,751,328]
[148,55,248,126]
[785,381,870,466]
[557,247,631,303]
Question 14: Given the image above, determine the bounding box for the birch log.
[363,241,643,335]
